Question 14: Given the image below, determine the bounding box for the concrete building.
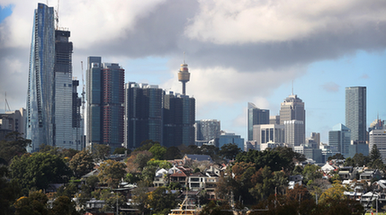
[86,57,125,152]
[279,94,305,128]
[124,83,163,149]
[253,124,285,148]
[269,115,280,125]
[369,129,386,164]
[329,123,351,157]
[0,108,26,140]
[345,86,366,142]
[195,119,221,146]
[284,120,304,148]
[247,103,269,141]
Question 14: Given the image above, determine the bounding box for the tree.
[0,132,31,164]
[0,165,22,215]
[148,143,167,160]
[133,151,153,171]
[319,180,348,203]
[146,187,179,214]
[98,160,127,188]
[302,164,323,185]
[69,150,94,178]
[14,190,49,215]
[218,143,242,160]
[163,146,182,160]
[328,153,345,160]
[249,166,274,202]
[51,196,80,215]
[113,147,130,155]
[369,144,384,169]
[92,144,111,161]
[11,152,72,191]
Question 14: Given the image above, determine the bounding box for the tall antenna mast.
[291,80,294,95]
[81,61,85,115]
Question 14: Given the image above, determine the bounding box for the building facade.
[195,119,221,145]
[252,124,285,147]
[345,86,366,142]
[284,120,305,148]
[86,57,125,152]
[369,129,386,164]
[328,123,351,156]
[26,3,55,151]
[26,4,82,151]
[0,108,26,140]
[163,92,195,147]
[124,83,163,149]
[247,103,269,141]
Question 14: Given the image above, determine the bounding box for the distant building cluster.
[1,3,386,166]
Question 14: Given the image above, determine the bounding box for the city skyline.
[1,1,385,143]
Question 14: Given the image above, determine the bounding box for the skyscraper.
[247,102,269,141]
[26,3,55,151]
[163,92,195,147]
[284,120,304,148]
[86,57,125,152]
[195,119,221,144]
[124,83,163,149]
[328,123,351,156]
[345,86,367,142]
[26,4,81,151]
[280,94,305,147]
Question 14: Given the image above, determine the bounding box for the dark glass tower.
[345,86,366,142]
[124,83,163,149]
[86,57,124,152]
[247,102,269,141]
[26,3,55,152]
[163,92,195,147]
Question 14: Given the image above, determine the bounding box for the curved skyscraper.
[26,3,55,151]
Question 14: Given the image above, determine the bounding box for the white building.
[369,129,386,164]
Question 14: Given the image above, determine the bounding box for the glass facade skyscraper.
[124,83,163,149]
[329,123,351,156]
[26,3,55,152]
[247,102,269,141]
[86,57,125,152]
[26,4,82,151]
[345,86,366,142]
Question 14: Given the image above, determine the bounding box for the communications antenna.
[81,61,85,114]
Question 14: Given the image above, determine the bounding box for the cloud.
[321,82,340,92]
[1,0,386,136]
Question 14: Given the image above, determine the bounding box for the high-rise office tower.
[345,86,367,142]
[86,57,125,152]
[124,83,163,149]
[369,129,386,164]
[54,30,81,150]
[26,4,81,151]
[253,124,285,146]
[247,102,269,141]
[26,3,55,151]
[195,119,221,144]
[284,120,304,148]
[280,94,305,147]
[328,123,351,156]
[163,92,195,147]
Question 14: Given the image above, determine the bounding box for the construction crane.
[55,0,60,30]
[81,61,85,116]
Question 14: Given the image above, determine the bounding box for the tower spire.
[178,53,190,95]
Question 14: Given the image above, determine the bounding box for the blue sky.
[1,0,385,144]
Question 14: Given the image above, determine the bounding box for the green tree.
[69,150,94,178]
[98,160,127,188]
[302,164,323,185]
[148,143,167,160]
[56,182,78,199]
[11,152,72,191]
[352,153,370,167]
[163,146,182,160]
[369,144,384,169]
[0,165,22,215]
[218,143,242,160]
[134,140,155,152]
[113,147,130,155]
[249,166,274,201]
[100,190,126,213]
[92,144,111,161]
[146,187,179,214]
[51,196,80,215]
[0,132,31,164]
[14,190,49,215]
[133,151,153,171]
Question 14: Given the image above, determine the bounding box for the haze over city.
[1,0,386,143]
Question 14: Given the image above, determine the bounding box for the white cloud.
[185,0,386,44]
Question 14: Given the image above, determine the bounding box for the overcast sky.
[1,0,385,143]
